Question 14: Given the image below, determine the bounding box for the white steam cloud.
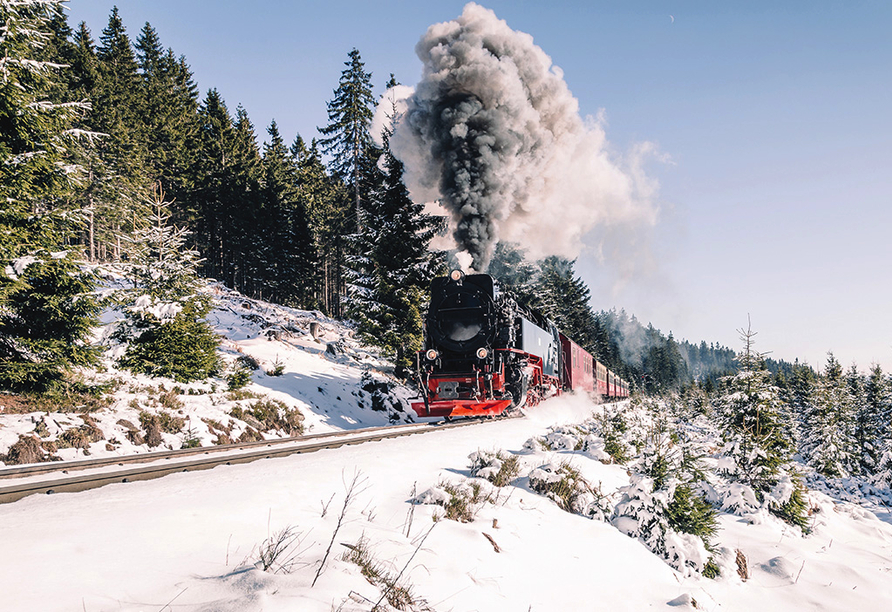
[390,2,660,273]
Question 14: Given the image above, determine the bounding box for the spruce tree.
[612,403,717,575]
[68,21,108,262]
[0,0,89,254]
[861,364,892,476]
[190,89,235,279]
[293,135,346,314]
[533,257,599,354]
[345,106,444,375]
[116,188,219,382]
[92,6,150,260]
[134,22,199,216]
[487,242,539,306]
[803,353,857,478]
[0,0,99,392]
[318,48,376,233]
[258,120,317,306]
[0,256,99,392]
[226,105,264,294]
[715,324,807,527]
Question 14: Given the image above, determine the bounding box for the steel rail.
[0,418,496,505]
[0,421,437,480]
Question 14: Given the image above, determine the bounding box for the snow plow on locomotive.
[411,271,629,419]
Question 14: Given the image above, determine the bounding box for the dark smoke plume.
[391,3,659,273]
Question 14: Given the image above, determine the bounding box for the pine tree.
[803,353,857,478]
[0,0,89,255]
[861,364,892,476]
[715,324,806,528]
[780,359,815,450]
[258,120,317,306]
[0,256,99,392]
[487,242,539,306]
[134,22,199,216]
[190,89,236,279]
[611,400,718,575]
[0,0,99,392]
[532,257,599,354]
[116,187,219,382]
[345,87,445,375]
[226,105,263,294]
[67,21,108,262]
[293,135,346,314]
[318,48,376,233]
[92,6,150,260]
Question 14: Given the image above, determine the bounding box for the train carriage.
[560,333,594,394]
[596,361,609,397]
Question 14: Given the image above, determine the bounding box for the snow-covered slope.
[0,281,423,465]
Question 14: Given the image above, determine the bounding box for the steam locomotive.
[411,271,629,419]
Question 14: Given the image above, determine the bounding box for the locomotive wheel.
[510,374,529,409]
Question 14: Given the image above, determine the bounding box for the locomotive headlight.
[425,349,439,361]
[450,269,464,282]
[476,347,489,359]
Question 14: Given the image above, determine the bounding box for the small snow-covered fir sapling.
[588,404,635,464]
[611,408,720,575]
[715,322,810,531]
[227,364,253,391]
[801,353,857,479]
[115,187,220,382]
[267,355,285,376]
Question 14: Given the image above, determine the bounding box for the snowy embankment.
[2,394,892,611]
[0,280,423,464]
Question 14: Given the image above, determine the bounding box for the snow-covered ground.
[4,283,892,610]
[3,393,892,611]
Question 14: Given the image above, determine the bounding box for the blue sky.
[67,1,892,371]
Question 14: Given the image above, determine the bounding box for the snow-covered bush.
[522,424,611,461]
[593,407,634,464]
[528,461,611,520]
[230,399,304,437]
[469,449,520,487]
[414,479,493,523]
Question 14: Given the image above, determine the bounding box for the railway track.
[0,417,503,504]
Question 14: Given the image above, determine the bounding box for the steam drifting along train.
[411,271,629,419]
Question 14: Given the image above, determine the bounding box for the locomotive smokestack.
[391,3,659,273]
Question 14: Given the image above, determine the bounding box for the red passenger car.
[560,334,594,393]
[596,361,609,397]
